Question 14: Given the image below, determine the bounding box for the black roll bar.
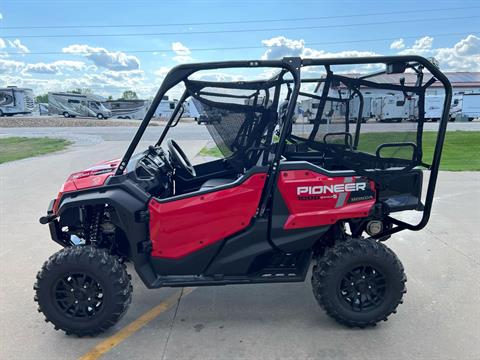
[114,55,452,235]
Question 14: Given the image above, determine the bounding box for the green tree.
[120,90,138,100]
[35,93,48,103]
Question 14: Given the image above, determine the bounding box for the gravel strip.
[0,116,163,128]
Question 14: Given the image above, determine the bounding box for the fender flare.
[57,185,158,287]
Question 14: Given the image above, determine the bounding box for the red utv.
[35,56,451,336]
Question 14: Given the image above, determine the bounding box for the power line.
[2,6,479,30]
[4,32,477,56]
[1,15,477,39]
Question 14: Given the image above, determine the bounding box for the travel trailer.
[0,87,35,116]
[424,95,445,121]
[48,92,111,119]
[349,95,373,122]
[371,94,413,122]
[450,93,480,121]
[105,100,150,120]
[154,96,178,119]
[300,99,343,123]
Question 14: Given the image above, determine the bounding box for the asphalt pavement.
[0,127,479,360]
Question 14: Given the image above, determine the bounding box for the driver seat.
[200,178,235,190]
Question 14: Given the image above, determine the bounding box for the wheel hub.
[339,265,386,312]
[54,273,104,319]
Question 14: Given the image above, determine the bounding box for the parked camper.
[48,92,111,119]
[105,100,150,119]
[38,103,49,116]
[371,94,411,122]
[424,94,468,121]
[0,87,35,116]
[457,93,480,121]
[154,96,177,119]
[424,95,445,121]
[301,99,342,124]
[349,96,373,122]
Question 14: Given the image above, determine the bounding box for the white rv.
[424,95,445,121]
[154,96,177,119]
[48,92,112,119]
[424,94,469,121]
[371,95,412,122]
[451,93,480,121]
[105,100,150,120]
[349,96,373,122]
[300,99,343,124]
[0,87,35,116]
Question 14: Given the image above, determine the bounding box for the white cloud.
[62,44,140,71]
[261,36,305,60]
[399,36,434,55]
[434,35,480,71]
[261,36,379,62]
[0,58,24,73]
[390,38,405,50]
[453,34,480,55]
[171,42,193,63]
[394,34,480,71]
[154,66,171,79]
[0,12,3,20]
[8,39,29,53]
[0,38,5,49]
[23,60,87,75]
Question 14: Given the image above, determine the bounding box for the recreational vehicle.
[48,92,111,119]
[451,93,480,121]
[300,99,342,124]
[154,96,177,119]
[371,94,412,122]
[0,87,35,116]
[349,95,373,122]
[105,100,150,120]
[424,95,446,121]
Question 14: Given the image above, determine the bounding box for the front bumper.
[39,200,68,247]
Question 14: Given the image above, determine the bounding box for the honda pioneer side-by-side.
[35,56,451,336]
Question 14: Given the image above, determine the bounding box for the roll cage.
[116,56,452,240]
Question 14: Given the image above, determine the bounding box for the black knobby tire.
[311,238,406,328]
[34,246,132,336]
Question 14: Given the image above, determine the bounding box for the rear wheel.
[34,246,132,336]
[311,238,406,328]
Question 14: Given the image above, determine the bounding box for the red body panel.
[277,170,376,229]
[53,159,119,213]
[149,173,266,259]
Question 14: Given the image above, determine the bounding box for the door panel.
[149,173,266,259]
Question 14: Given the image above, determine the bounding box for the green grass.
[0,137,71,164]
[356,131,480,171]
[198,131,480,171]
[199,145,224,158]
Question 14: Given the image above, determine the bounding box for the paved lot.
[1,119,480,144]
[0,130,479,360]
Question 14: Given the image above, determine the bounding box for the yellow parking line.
[79,288,194,360]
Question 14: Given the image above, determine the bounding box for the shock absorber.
[87,206,103,246]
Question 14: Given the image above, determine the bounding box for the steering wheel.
[167,139,196,177]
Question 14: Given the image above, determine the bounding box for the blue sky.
[0,0,479,98]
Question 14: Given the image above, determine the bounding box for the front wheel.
[311,238,406,328]
[97,113,104,119]
[34,246,132,336]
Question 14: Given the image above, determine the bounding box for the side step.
[150,251,312,289]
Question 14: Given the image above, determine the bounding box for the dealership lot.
[0,127,479,360]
